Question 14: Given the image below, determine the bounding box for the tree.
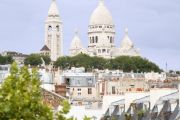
[0,62,92,120]
[176,71,180,74]
[55,54,162,73]
[41,54,51,65]
[57,100,73,120]
[90,56,107,70]
[24,54,51,66]
[0,55,13,65]
[0,62,53,120]
[83,116,91,120]
[54,56,72,69]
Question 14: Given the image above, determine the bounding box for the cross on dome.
[99,0,104,5]
[75,29,79,36]
[125,27,129,35]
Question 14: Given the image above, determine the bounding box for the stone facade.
[43,0,63,61]
[69,0,140,58]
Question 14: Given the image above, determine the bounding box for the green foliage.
[57,100,78,120]
[54,54,162,72]
[125,113,131,120]
[0,62,53,120]
[0,55,13,65]
[176,71,180,74]
[24,54,51,66]
[137,109,145,120]
[83,116,91,120]
[0,62,95,120]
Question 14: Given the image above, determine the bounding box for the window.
[112,86,116,94]
[90,37,92,43]
[98,49,101,53]
[92,37,94,43]
[95,36,98,43]
[56,25,59,31]
[65,78,70,85]
[110,37,113,43]
[102,49,106,53]
[88,88,92,94]
[77,80,80,85]
[78,93,81,96]
[48,35,52,38]
[99,26,102,28]
[48,26,52,31]
[78,88,81,91]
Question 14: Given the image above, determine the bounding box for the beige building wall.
[69,87,98,100]
[103,79,148,95]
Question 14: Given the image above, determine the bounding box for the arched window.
[95,36,98,43]
[92,37,94,43]
[90,37,92,43]
[56,25,59,31]
[102,49,106,53]
[110,37,112,43]
[48,26,52,31]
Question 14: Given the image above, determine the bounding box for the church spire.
[48,0,59,16]
[45,0,63,61]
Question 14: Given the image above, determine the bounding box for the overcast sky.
[0,0,180,70]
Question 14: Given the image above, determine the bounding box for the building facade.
[69,0,140,58]
[41,0,140,59]
[42,0,63,61]
[1,51,28,64]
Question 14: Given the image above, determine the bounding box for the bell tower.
[45,0,63,61]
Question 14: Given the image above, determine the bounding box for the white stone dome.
[89,0,114,25]
[70,31,83,50]
[121,28,134,50]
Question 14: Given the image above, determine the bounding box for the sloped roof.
[40,45,50,51]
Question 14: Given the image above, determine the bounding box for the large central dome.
[89,0,114,25]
